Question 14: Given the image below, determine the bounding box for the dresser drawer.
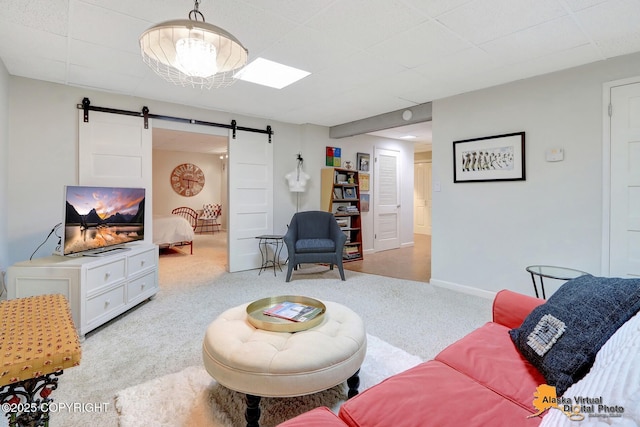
[127,270,157,302]
[86,285,126,324]
[86,258,126,292]
[128,249,156,276]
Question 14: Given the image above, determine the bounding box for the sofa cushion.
[278,407,347,426]
[509,275,640,396]
[338,360,543,427]
[295,238,335,253]
[436,322,546,411]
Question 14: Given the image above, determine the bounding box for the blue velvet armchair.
[283,211,347,282]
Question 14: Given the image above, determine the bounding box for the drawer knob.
[105,271,111,279]
[104,299,111,308]
[141,260,145,266]
[141,283,146,289]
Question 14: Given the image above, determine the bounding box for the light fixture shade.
[140,19,248,89]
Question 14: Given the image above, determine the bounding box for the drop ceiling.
[1,0,639,132]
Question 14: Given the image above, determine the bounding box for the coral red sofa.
[279,289,546,427]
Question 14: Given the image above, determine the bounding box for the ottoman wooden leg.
[245,394,261,427]
[347,369,361,398]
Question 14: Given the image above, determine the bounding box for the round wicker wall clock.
[170,163,205,197]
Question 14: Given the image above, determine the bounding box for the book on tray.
[263,301,323,322]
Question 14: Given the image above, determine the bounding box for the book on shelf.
[263,301,323,322]
[336,219,349,227]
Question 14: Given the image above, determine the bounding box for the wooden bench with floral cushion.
[0,294,82,427]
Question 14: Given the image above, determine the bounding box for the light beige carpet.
[115,334,422,427]
[16,233,491,426]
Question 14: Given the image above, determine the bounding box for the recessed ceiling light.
[234,57,310,89]
[401,135,417,139]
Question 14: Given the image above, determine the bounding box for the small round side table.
[526,265,589,299]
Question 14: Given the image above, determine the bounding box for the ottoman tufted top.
[202,300,366,397]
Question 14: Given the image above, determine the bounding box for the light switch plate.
[545,148,564,162]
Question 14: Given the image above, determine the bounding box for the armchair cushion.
[296,238,336,253]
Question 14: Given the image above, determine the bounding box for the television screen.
[59,185,146,256]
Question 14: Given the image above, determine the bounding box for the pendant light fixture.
[139,0,248,89]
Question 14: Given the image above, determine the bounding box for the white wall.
[0,60,8,274]
[5,77,298,265]
[431,51,640,298]
[5,76,416,267]
[152,150,224,217]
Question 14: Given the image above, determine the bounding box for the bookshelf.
[321,167,363,262]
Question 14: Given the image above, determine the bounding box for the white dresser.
[6,243,159,339]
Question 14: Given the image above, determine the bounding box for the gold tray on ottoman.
[246,295,326,332]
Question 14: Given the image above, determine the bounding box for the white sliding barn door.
[610,81,640,277]
[374,148,400,251]
[227,131,273,272]
[78,110,153,243]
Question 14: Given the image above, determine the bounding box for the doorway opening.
[151,126,229,272]
[344,121,432,282]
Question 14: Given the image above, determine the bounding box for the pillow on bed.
[509,274,640,396]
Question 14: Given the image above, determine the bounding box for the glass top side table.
[526,265,589,299]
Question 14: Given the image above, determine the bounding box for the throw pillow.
[509,274,640,396]
[203,204,216,218]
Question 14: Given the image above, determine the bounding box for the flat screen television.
[56,185,146,256]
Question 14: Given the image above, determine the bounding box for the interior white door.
[78,110,153,243]
[374,148,401,251]
[414,161,432,235]
[227,131,273,272]
[610,81,640,277]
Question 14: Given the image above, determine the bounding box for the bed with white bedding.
[153,214,195,254]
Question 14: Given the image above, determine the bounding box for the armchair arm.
[329,218,347,251]
[283,222,298,254]
[492,290,544,329]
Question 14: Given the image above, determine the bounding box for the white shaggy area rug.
[115,334,422,427]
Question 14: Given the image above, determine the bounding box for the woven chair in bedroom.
[196,203,222,234]
[171,207,198,231]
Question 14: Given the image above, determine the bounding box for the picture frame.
[326,146,341,167]
[343,187,357,199]
[333,187,343,200]
[359,173,369,192]
[360,194,370,212]
[453,132,525,183]
[356,152,370,172]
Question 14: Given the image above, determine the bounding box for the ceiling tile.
[480,16,591,64]
[1,0,640,128]
[68,64,143,94]
[575,0,640,58]
[400,0,475,18]
[563,0,609,12]
[70,1,149,54]
[366,20,472,69]
[69,40,148,77]
[488,44,603,84]
[0,0,68,35]
[0,22,67,60]
[255,26,358,74]
[437,0,567,44]
[2,56,67,83]
[236,0,335,24]
[305,0,428,50]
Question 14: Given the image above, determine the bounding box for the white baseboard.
[429,278,496,300]
[400,241,414,249]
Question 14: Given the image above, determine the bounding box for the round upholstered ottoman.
[202,300,366,427]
